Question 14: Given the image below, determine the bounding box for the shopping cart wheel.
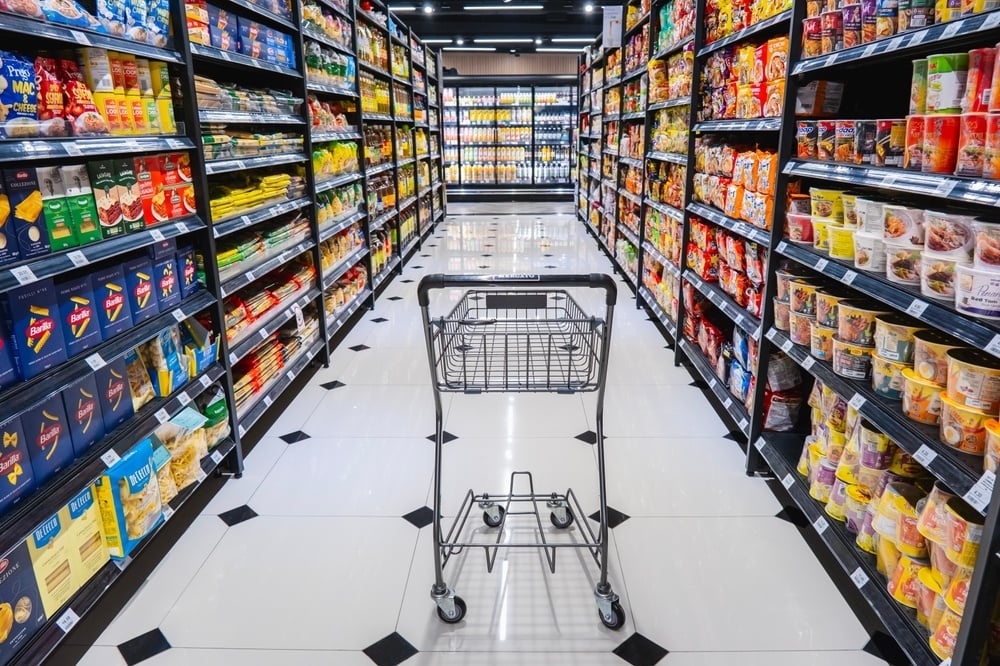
[550,508,574,529]
[437,596,467,624]
[483,506,505,528]
[598,601,626,630]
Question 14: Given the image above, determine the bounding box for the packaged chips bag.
[57,58,110,136]
[34,57,68,138]
[0,51,39,139]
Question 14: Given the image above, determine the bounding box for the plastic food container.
[955,263,1000,319]
[855,196,885,232]
[859,419,893,469]
[939,393,990,454]
[887,555,925,608]
[856,504,878,553]
[816,288,850,328]
[973,220,1000,269]
[873,313,924,363]
[885,239,923,285]
[786,212,814,242]
[773,297,791,330]
[810,187,845,220]
[883,204,925,245]
[838,299,890,346]
[929,607,962,660]
[916,567,945,629]
[843,193,859,227]
[922,114,961,174]
[810,322,836,361]
[872,354,909,400]
[930,537,960,580]
[902,368,945,425]
[825,477,850,521]
[963,48,995,113]
[911,58,929,114]
[789,278,822,316]
[897,490,929,558]
[945,496,984,567]
[789,310,815,346]
[853,230,887,271]
[789,194,812,215]
[986,419,1000,473]
[921,252,965,301]
[828,224,856,260]
[913,329,961,385]
[845,485,873,533]
[943,565,972,614]
[875,119,906,168]
[946,347,1000,413]
[812,218,832,252]
[776,267,811,301]
[917,482,956,546]
[833,336,874,380]
[810,459,837,502]
[827,427,847,464]
[924,210,976,257]
[985,112,1000,179]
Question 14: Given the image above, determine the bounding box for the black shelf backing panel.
[678,337,751,434]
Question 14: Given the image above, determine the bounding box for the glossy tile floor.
[77,203,888,665]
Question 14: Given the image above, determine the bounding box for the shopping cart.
[417,273,625,630]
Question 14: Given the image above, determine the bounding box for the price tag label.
[766,328,778,342]
[850,567,870,588]
[154,408,170,424]
[824,53,837,67]
[738,417,749,431]
[63,143,82,156]
[906,300,928,317]
[10,265,37,285]
[724,397,733,408]
[709,377,718,389]
[754,437,765,451]
[909,30,928,45]
[150,229,166,242]
[84,353,106,371]
[986,334,1000,357]
[914,444,938,466]
[849,394,867,410]
[238,424,246,438]
[67,250,89,267]
[176,221,189,234]
[963,469,996,512]
[199,374,212,388]
[210,449,224,465]
[196,469,207,483]
[167,138,187,149]
[863,43,879,57]
[943,21,963,37]
[162,506,175,521]
[287,369,296,381]
[263,395,273,407]
[887,35,905,50]
[841,270,857,285]
[56,609,80,633]
[802,356,816,370]
[781,339,793,353]
[782,473,795,489]
[934,179,958,197]
[259,328,269,340]
[244,270,255,283]
[177,392,192,407]
[813,515,829,534]
[229,352,238,365]
[883,174,898,187]
[815,258,829,271]
[69,30,90,45]
[220,50,232,61]
[101,450,121,467]
[241,215,253,227]
[172,309,185,322]
[984,11,1000,28]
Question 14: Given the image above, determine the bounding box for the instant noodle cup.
[917,567,946,629]
[789,310,815,346]
[925,210,976,258]
[854,231,887,271]
[911,59,929,115]
[939,393,990,454]
[854,196,882,232]
[774,298,792,330]
[921,252,965,301]
[828,225,856,260]
[874,313,924,362]
[812,218,832,252]
[859,419,894,469]
[833,336,875,380]
[883,203,925,245]
[877,532,902,578]
[857,504,878,553]
[816,288,850,328]
[808,442,825,483]
[838,300,889,345]
[797,437,816,476]
[789,278,822,316]
[891,448,925,478]
[964,47,996,113]
[973,220,1000,269]
[913,329,961,385]
[875,482,921,537]
[947,347,1000,412]
[946,496,984,567]
[903,114,926,171]
[872,353,909,399]
[930,539,961,582]
[875,118,906,167]
[845,484,873,533]
[826,476,850,520]
[842,3,862,47]
[929,607,962,660]
[944,565,972,614]
[885,238,923,285]
[983,112,1000,178]
[902,367,945,424]
[828,391,849,431]
[888,555,926,608]
[786,212,814,242]
[776,267,811,301]
[789,193,813,215]
[842,193,859,227]
[896,489,930,557]
[918,482,956,545]
[955,263,1000,319]
[838,443,861,485]
[857,462,886,492]
[810,187,845,220]
[927,53,970,114]
[810,459,837,502]
[810,322,836,361]
[876,468,915,498]
[923,114,961,174]
[985,419,1000,472]
[828,427,847,464]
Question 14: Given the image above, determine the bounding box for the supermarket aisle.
[77,203,886,665]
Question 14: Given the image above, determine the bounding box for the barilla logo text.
[126,463,151,489]
[183,261,195,282]
[104,293,124,311]
[27,318,54,339]
[0,449,22,475]
[135,280,152,301]
[160,274,175,293]
[106,377,125,408]
[76,398,95,425]
[68,306,92,326]
[10,168,29,180]
[37,422,61,448]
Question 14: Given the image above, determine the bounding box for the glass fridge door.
[458,86,497,185]
[533,85,576,185]
[495,85,533,185]
[443,87,458,184]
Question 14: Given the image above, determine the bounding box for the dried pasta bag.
[153,407,209,491]
[138,326,188,396]
[196,384,230,448]
[124,348,155,411]
[94,438,162,559]
[152,443,177,504]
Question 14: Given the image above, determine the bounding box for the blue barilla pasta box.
[56,274,103,358]
[90,263,133,338]
[94,437,162,559]
[152,256,180,309]
[123,255,160,324]
[62,374,105,456]
[21,395,75,486]
[3,167,52,260]
[0,542,48,663]
[176,245,198,299]
[94,356,133,431]
[0,315,21,391]
[0,278,68,380]
[0,415,35,518]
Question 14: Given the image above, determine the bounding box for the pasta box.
[113,159,145,234]
[177,245,198,298]
[3,168,51,259]
[86,160,124,240]
[61,374,105,456]
[56,275,103,357]
[0,416,34,518]
[0,316,20,391]
[21,395,74,486]
[61,485,109,589]
[94,438,162,559]
[153,256,181,309]
[134,156,159,227]
[122,255,160,324]
[0,278,68,380]
[208,4,238,33]
[0,179,21,267]
[94,356,133,430]
[0,542,47,662]
[26,507,75,618]
[35,166,77,251]
[59,164,103,245]
[90,264,133,338]
[147,235,176,261]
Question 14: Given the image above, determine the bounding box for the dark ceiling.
[395,2,602,50]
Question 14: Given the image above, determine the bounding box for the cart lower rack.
[418,273,625,629]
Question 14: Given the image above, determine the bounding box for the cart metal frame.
[417,273,625,629]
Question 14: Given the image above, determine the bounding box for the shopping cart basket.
[417,273,625,630]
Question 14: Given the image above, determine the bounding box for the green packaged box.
[59,165,103,245]
[36,166,78,250]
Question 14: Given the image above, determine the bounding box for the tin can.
[821,10,844,54]
[862,0,878,41]
[843,3,862,48]
[909,0,934,26]
[911,59,928,115]
[899,0,912,30]
[956,112,988,177]
[904,115,926,171]
[923,114,961,173]
[854,119,877,164]
[876,0,899,38]
[983,112,1000,178]
[876,118,907,167]
[964,47,995,113]
[927,53,970,114]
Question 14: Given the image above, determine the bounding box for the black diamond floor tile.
[412,265,424,269]
[478,265,489,269]
[388,296,403,301]
[428,244,437,247]
[775,506,809,528]
[589,506,631,528]
[688,380,708,389]
[575,430,598,445]
[402,506,436,529]
[722,431,744,442]
[482,254,491,257]
[219,505,258,526]
[363,632,419,666]
[280,430,311,443]
[372,317,389,323]
[118,628,171,665]
[349,344,371,352]
[421,253,432,257]
[544,265,557,269]
[612,633,668,666]
[544,253,553,257]
[321,380,346,390]
[426,431,459,443]
[401,279,414,283]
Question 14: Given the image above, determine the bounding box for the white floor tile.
[409,652,621,665]
[263,384,328,439]
[302,384,449,438]
[146,648,375,665]
[585,384,726,438]
[202,436,289,515]
[76,645,124,665]
[337,346,433,385]
[445,394,591,440]
[665,651,886,666]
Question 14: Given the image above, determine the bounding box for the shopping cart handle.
[417,273,618,307]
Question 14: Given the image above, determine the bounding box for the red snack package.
[35,57,67,137]
[57,59,110,136]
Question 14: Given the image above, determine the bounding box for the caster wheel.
[550,509,574,529]
[483,506,505,528]
[437,596,467,624]
[599,601,626,630]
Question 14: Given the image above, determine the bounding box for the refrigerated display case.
[443,78,576,198]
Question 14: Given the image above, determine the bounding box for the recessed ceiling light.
[464,4,544,8]
[536,47,585,52]
[442,46,498,50]
[456,37,465,44]
[474,37,533,43]
[422,3,433,11]
[535,37,543,44]
[552,37,595,42]
[584,2,594,11]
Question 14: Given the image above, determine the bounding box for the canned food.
[856,504,878,553]
[826,476,850,520]
[963,47,995,112]
[927,53,970,114]
[862,0,878,41]
[955,112,988,177]
[887,555,926,608]
[843,3,863,47]
[910,59,928,115]
[896,491,929,558]
[935,0,961,23]
[876,0,899,37]
[946,496,984,567]
[845,485,873,533]
[910,0,935,26]
[903,115,926,171]
[803,17,823,59]
[922,114,961,174]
